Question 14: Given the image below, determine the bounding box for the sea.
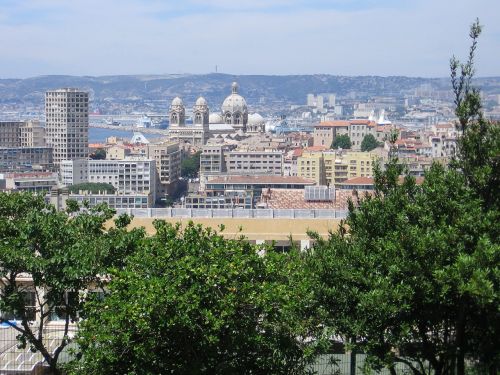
[89,127,136,143]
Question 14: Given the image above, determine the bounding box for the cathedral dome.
[221,82,247,114]
[195,96,208,106]
[171,96,184,106]
[248,113,264,125]
[209,113,223,123]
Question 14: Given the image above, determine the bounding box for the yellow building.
[296,151,325,185]
[297,150,380,186]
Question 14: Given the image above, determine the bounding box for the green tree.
[0,193,143,375]
[72,221,318,375]
[89,148,106,160]
[331,134,351,150]
[67,182,115,194]
[307,19,499,375]
[361,133,381,151]
[181,151,201,178]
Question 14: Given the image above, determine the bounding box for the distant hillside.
[0,74,499,109]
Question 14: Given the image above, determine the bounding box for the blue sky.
[0,0,498,78]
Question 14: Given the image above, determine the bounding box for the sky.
[0,0,499,78]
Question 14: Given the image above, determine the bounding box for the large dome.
[221,82,247,114]
[209,113,223,124]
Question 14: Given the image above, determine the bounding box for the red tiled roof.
[315,121,350,127]
[338,176,374,185]
[305,145,328,151]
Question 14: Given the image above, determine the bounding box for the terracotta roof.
[208,175,316,185]
[315,121,350,127]
[338,176,374,185]
[292,148,303,157]
[89,143,106,149]
[350,119,376,126]
[305,145,328,151]
[259,189,349,209]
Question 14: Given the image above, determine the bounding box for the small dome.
[195,96,208,106]
[248,113,264,125]
[209,113,223,123]
[171,96,183,106]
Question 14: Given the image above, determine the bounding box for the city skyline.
[0,0,499,78]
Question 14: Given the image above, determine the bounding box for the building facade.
[45,88,89,166]
[146,142,181,197]
[0,147,53,172]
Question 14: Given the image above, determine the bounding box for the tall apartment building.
[146,142,181,197]
[45,89,89,166]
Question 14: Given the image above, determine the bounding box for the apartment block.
[60,159,89,186]
[20,120,46,147]
[297,150,380,186]
[0,121,23,147]
[45,88,89,165]
[0,147,53,172]
[313,120,377,150]
[0,172,58,193]
[225,149,283,176]
[146,142,181,197]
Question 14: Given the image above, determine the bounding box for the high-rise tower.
[45,88,89,166]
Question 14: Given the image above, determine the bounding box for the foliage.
[360,133,381,152]
[331,134,352,150]
[71,221,318,375]
[67,182,115,194]
[181,151,201,178]
[307,19,499,375]
[89,148,106,160]
[0,193,143,375]
[307,160,499,375]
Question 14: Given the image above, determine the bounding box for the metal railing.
[116,208,348,219]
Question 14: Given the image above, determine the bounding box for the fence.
[0,324,76,374]
[312,353,414,375]
[116,208,348,219]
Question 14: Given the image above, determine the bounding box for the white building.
[60,158,157,201]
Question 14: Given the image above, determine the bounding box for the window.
[49,291,79,321]
[1,290,36,321]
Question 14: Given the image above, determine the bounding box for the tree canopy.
[331,134,351,150]
[360,133,381,151]
[67,182,116,194]
[72,221,317,375]
[307,19,499,375]
[181,151,201,178]
[0,193,144,375]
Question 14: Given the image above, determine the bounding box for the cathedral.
[167,82,265,146]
